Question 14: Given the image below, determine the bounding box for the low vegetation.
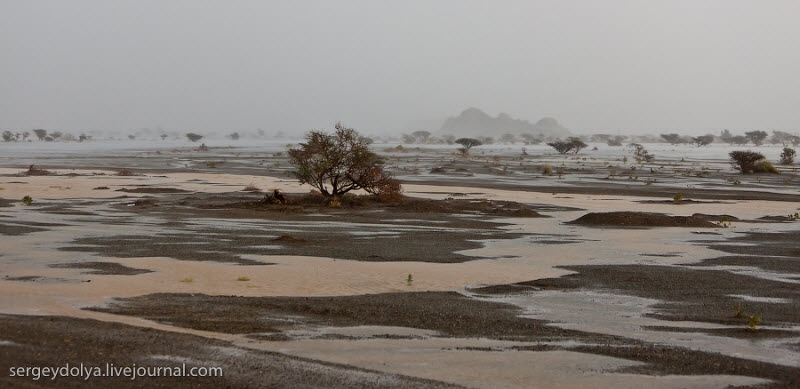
[729,151,780,174]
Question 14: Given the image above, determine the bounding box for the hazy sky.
[2,1,799,135]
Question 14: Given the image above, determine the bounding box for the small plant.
[788,212,799,221]
[116,169,135,176]
[717,216,733,228]
[541,164,553,175]
[779,147,796,165]
[755,160,780,174]
[329,197,342,208]
[673,193,684,204]
[748,314,762,331]
[407,274,413,285]
[243,183,261,192]
[732,302,749,318]
[22,195,33,205]
[180,277,193,283]
[237,276,250,282]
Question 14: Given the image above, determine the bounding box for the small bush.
[243,183,261,192]
[116,169,136,176]
[755,160,779,174]
[541,164,553,175]
[22,195,33,205]
[779,147,795,165]
[237,276,250,282]
[24,165,50,176]
[673,193,684,204]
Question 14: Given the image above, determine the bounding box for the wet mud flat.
[1,143,800,387]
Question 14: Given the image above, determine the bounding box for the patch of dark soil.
[567,211,718,228]
[0,198,13,207]
[4,275,45,282]
[483,265,800,329]
[50,262,152,275]
[0,315,458,389]
[690,256,800,274]
[691,213,739,222]
[89,292,595,341]
[59,234,270,265]
[175,192,545,218]
[89,292,800,386]
[759,215,799,222]
[702,230,800,257]
[21,165,51,176]
[273,234,310,243]
[642,326,799,339]
[116,187,189,193]
[0,223,48,235]
[133,198,159,206]
[573,344,799,387]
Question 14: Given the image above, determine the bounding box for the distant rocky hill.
[439,107,570,138]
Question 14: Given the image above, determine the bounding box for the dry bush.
[116,169,136,176]
[24,165,51,176]
[242,183,261,192]
[729,150,779,174]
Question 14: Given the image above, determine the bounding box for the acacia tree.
[455,138,482,155]
[547,137,588,154]
[691,134,714,147]
[288,123,401,199]
[186,133,203,142]
[744,130,768,146]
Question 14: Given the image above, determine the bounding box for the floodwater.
[1,140,798,388]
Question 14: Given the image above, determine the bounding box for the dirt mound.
[568,211,718,228]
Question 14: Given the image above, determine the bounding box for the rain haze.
[2,0,800,136]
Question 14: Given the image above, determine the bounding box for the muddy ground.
[1,142,799,388]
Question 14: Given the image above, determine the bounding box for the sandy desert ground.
[1,139,799,388]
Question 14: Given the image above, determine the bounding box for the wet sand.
[1,142,799,388]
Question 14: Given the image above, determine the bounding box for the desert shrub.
[755,160,780,174]
[24,165,51,176]
[729,150,778,174]
[779,147,796,165]
[22,195,33,205]
[116,169,136,176]
[541,164,553,175]
[627,143,654,162]
[242,183,261,192]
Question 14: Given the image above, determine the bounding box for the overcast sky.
[2,0,799,135]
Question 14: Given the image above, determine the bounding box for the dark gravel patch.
[477,264,800,329]
[89,292,590,341]
[0,314,460,389]
[567,211,719,228]
[116,187,189,193]
[49,261,153,275]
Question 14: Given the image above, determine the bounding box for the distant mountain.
[439,107,570,138]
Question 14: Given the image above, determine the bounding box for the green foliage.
[288,123,402,200]
[672,193,684,204]
[22,195,33,205]
[407,274,413,285]
[748,314,762,331]
[755,160,779,174]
